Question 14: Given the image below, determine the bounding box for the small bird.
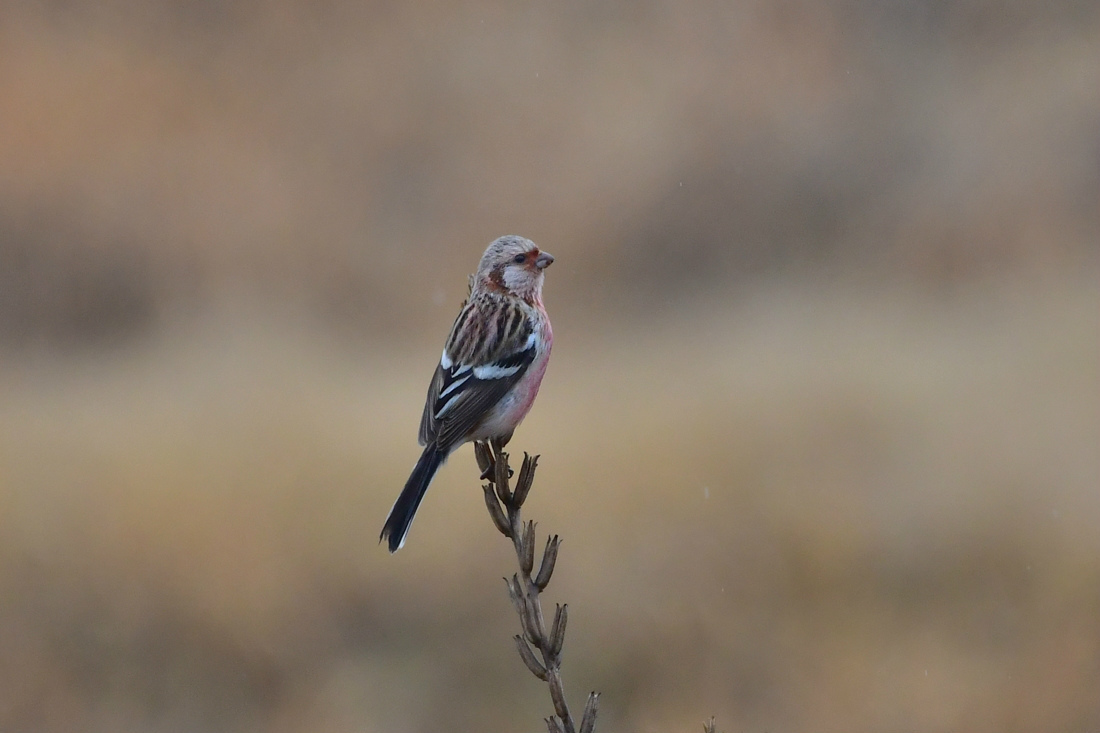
[380,235,555,552]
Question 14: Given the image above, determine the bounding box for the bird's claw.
[480,461,514,481]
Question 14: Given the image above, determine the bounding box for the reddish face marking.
[511,247,555,271]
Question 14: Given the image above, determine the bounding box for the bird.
[380,235,555,552]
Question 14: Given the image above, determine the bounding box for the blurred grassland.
[0,1,1098,732]
[2,273,1097,732]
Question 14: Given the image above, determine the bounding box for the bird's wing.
[418,296,537,449]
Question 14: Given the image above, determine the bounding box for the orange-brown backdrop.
[1,2,1097,731]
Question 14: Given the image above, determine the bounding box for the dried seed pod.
[507,576,540,644]
[521,592,544,647]
[513,453,539,506]
[483,485,511,537]
[505,575,525,618]
[493,450,512,503]
[579,693,600,733]
[520,521,537,575]
[514,635,548,680]
[528,590,548,644]
[545,717,566,733]
[474,441,493,476]
[534,535,560,590]
[548,603,568,660]
[547,669,572,727]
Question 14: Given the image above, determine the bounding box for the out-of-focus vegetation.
[0,2,1096,731]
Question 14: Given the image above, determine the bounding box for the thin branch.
[474,440,599,733]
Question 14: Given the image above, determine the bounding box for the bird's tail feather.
[380,446,446,552]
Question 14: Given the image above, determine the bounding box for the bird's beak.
[535,251,555,270]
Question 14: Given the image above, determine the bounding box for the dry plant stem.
[475,440,599,733]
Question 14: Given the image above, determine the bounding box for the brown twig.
[475,440,599,733]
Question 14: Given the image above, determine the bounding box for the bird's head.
[475,235,554,302]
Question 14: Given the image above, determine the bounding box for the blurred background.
[1,1,1097,731]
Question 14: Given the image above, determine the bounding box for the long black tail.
[380,445,446,552]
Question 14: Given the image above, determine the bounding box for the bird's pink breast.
[470,318,552,440]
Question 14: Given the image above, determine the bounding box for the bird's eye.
[513,253,526,264]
